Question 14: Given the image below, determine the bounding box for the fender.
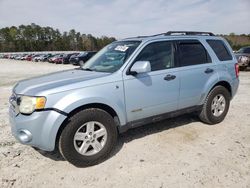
[199,70,233,104]
[46,83,127,126]
[62,97,126,125]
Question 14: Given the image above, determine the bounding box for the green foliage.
[0,23,116,52]
[220,34,250,51]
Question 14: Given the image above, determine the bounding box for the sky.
[0,0,249,38]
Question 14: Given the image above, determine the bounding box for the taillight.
[235,63,239,78]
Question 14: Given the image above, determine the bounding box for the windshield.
[238,47,250,54]
[79,52,87,57]
[82,41,141,73]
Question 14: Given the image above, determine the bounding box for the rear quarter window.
[207,39,232,61]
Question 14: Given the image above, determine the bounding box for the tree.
[0,23,116,52]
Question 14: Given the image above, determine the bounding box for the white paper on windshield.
[114,45,129,52]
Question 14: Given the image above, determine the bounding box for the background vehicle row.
[0,51,97,66]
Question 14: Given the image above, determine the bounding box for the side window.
[207,40,232,61]
[134,41,174,71]
[178,40,211,67]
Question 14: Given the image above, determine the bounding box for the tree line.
[0,23,249,52]
[221,33,250,51]
[0,23,116,52]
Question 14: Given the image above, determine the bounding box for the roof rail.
[124,31,215,40]
[165,31,215,36]
[124,33,166,40]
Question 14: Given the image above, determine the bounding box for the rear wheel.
[59,109,117,167]
[199,86,231,124]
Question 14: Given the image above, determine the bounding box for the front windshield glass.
[79,52,87,57]
[82,41,141,73]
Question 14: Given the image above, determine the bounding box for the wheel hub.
[73,121,107,156]
[211,94,226,117]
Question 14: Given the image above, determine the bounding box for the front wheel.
[199,86,231,125]
[79,60,84,66]
[59,109,118,167]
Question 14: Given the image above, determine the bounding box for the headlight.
[19,96,46,114]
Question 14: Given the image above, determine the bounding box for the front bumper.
[238,61,249,67]
[238,57,250,67]
[9,107,67,151]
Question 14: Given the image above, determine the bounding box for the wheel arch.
[202,80,232,104]
[212,81,232,98]
[55,102,121,151]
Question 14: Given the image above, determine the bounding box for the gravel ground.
[0,59,250,188]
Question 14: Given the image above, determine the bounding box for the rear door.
[176,39,217,109]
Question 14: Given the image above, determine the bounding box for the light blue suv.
[9,31,239,166]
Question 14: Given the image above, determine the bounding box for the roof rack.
[124,31,215,40]
[124,33,165,39]
[136,33,166,38]
[165,31,215,36]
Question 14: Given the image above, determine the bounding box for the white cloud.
[0,0,249,38]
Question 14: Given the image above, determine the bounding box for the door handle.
[204,68,214,74]
[164,74,176,81]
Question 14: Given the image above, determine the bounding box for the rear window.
[207,40,232,61]
[178,40,211,67]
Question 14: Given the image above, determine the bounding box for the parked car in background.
[48,54,60,63]
[40,54,52,62]
[53,54,65,64]
[20,54,28,60]
[32,55,40,62]
[234,46,250,71]
[31,54,41,62]
[4,54,10,59]
[25,55,33,61]
[69,51,97,66]
[10,54,16,59]
[15,55,22,60]
[62,53,79,64]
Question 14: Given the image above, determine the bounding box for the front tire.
[199,86,231,125]
[59,109,118,167]
[79,60,84,66]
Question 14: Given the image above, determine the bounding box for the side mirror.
[130,61,151,75]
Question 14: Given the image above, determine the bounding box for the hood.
[235,53,250,58]
[13,69,110,96]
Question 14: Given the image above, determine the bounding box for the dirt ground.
[0,59,249,188]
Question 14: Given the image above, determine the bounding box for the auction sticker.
[114,45,129,52]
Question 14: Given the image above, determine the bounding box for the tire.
[79,60,84,66]
[199,86,231,125]
[59,108,118,167]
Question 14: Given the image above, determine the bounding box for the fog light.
[18,130,32,143]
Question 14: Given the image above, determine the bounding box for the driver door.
[123,41,180,122]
